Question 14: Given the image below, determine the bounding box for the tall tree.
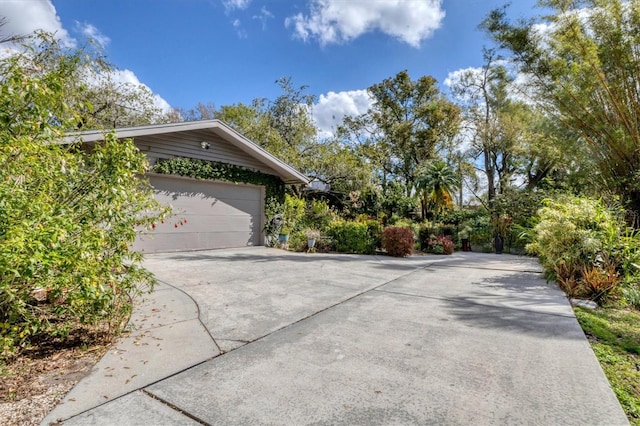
[80,73,170,128]
[482,0,640,214]
[346,71,461,196]
[214,79,371,197]
[3,28,169,130]
[172,101,217,122]
[448,51,526,206]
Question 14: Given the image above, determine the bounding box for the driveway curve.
[43,248,628,425]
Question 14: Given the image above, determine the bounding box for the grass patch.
[575,307,640,424]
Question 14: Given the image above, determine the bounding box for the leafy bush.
[281,194,305,233]
[527,196,640,302]
[304,199,335,231]
[287,230,308,252]
[418,223,455,251]
[0,135,167,357]
[357,217,383,250]
[328,221,376,254]
[380,181,418,219]
[389,218,420,240]
[382,227,415,257]
[0,36,169,358]
[468,213,493,250]
[623,286,640,309]
[424,235,454,255]
[418,224,433,250]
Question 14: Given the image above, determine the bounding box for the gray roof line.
[67,120,309,185]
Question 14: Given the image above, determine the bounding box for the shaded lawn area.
[575,307,640,425]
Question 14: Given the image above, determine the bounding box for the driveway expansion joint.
[142,389,210,425]
[154,278,223,355]
[223,263,434,349]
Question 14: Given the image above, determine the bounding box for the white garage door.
[134,174,264,253]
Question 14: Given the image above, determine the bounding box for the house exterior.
[74,120,308,253]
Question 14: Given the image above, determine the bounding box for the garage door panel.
[135,175,264,253]
[150,214,257,234]
[134,231,257,252]
[168,201,261,219]
[154,193,260,216]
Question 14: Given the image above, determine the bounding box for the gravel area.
[1,345,107,426]
[1,382,72,426]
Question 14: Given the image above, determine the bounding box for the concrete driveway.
[44,248,628,425]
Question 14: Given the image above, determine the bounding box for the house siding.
[133,130,281,176]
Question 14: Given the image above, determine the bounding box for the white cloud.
[108,69,172,113]
[222,0,251,12]
[285,0,445,47]
[76,22,110,47]
[232,19,248,38]
[1,0,172,114]
[1,0,73,46]
[312,89,372,137]
[444,67,482,89]
[253,7,274,30]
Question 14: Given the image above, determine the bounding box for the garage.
[133,175,264,253]
[74,120,309,253]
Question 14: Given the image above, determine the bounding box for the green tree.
[448,51,528,206]
[80,73,170,128]
[483,0,640,214]
[0,33,168,356]
[415,160,460,219]
[214,79,371,199]
[5,29,169,130]
[348,71,461,196]
[174,101,217,122]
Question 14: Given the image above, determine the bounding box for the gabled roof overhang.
[66,120,309,185]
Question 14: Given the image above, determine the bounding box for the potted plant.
[278,227,291,244]
[305,228,321,249]
[492,214,512,255]
[458,224,473,252]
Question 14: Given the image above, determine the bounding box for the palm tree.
[415,160,460,219]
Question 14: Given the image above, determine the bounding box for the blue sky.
[3,0,542,132]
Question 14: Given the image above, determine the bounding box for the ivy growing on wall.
[151,157,285,204]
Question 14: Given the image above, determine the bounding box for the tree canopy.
[482,0,640,213]
[343,71,461,196]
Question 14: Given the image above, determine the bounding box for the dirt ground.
[1,338,110,426]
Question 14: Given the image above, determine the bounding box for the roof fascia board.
[66,120,309,185]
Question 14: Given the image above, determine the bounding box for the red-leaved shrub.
[382,226,415,257]
[424,235,454,255]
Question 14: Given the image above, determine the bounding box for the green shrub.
[623,286,640,309]
[0,42,169,358]
[418,224,433,250]
[390,218,420,240]
[282,194,305,233]
[304,199,335,231]
[469,213,493,249]
[527,196,640,302]
[358,217,383,250]
[424,235,454,255]
[382,227,415,257]
[0,134,168,358]
[328,221,376,254]
[287,230,307,252]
